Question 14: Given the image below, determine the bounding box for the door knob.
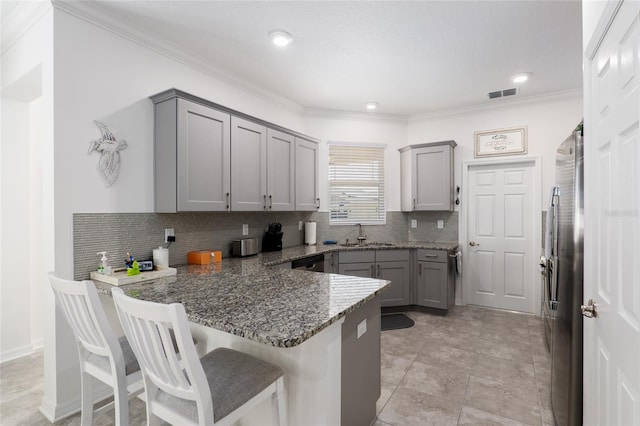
[469,241,480,246]
[581,299,598,318]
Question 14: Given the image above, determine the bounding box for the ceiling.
[16,1,584,116]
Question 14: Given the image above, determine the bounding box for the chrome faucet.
[356,224,367,244]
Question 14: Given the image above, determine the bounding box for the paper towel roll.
[305,222,317,245]
[153,247,169,270]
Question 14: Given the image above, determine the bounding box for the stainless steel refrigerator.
[541,125,583,426]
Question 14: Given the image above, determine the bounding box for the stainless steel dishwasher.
[291,254,325,272]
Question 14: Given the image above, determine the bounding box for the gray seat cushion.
[156,347,284,423]
[87,336,140,376]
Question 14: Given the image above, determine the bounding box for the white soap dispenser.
[97,251,112,275]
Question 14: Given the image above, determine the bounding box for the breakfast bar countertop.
[93,241,458,349]
[94,258,390,349]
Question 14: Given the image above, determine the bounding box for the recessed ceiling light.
[269,30,293,47]
[365,102,378,110]
[512,73,532,84]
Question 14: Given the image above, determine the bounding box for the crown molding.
[51,0,305,115]
[408,88,583,122]
[304,107,408,124]
[1,1,52,55]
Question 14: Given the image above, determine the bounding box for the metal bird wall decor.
[88,121,128,187]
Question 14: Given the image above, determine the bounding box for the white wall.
[44,7,307,420]
[303,112,408,212]
[408,92,584,210]
[1,5,53,366]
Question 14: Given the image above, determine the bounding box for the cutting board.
[90,267,177,286]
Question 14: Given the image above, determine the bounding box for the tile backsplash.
[74,210,458,279]
[73,211,311,280]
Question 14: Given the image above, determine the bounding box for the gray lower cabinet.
[338,250,411,308]
[377,261,411,307]
[416,249,452,309]
[341,294,381,426]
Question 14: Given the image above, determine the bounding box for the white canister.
[153,246,169,270]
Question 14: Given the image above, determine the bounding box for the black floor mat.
[381,313,415,331]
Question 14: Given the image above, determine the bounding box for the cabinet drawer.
[339,250,375,264]
[416,249,447,263]
[375,249,410,262]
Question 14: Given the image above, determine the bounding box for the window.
[328,143,386,225]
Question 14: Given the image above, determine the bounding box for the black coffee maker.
[262,222,283,252]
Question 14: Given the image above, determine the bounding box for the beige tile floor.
[0,306,553,426]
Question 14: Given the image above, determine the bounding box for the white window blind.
[328,144,386,224]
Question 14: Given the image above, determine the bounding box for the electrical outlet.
[164,228,174,243]
[298,221,303,231]
[437,220,444,229]
[411,219,417,228]
[242,224,249,236]
[357,319,367,339]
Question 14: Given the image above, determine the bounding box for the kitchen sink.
[363,242,395,247]
[339,241,396,248]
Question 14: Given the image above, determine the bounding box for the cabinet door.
[416,261,448,309]
[176,99,231,211]
[231,117,267,211]
[338,262,374,278]
[295,138,320,211]
[412,145,453,211]
[378,261,411,307]
[267,129,295,211]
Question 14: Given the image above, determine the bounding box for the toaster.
[232,238,259,257]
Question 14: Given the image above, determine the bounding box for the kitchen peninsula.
[94,253,390,426]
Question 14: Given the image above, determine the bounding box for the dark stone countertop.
[94,241,457,348]
[95,260,390,348]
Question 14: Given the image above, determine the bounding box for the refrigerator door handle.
[545,187,560,310]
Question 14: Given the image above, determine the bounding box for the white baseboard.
[0,342,43,364]
[40,387,113,423]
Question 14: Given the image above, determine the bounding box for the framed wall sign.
[474,126,528,157]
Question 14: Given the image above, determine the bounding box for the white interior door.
[583,2,640,425]
[467,161,536,313]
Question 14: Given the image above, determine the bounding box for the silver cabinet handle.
[581,299,598,318]
[316,198,320,209]
[413,198,417,209]
[419,263,422,275]
[424,254,438,258]
[469,241,480,246]
[269,195,273,210]
[263,195,267,210]
[370,264,375,277]
[226,192,230,210]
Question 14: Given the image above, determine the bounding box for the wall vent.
[487,87,518,99]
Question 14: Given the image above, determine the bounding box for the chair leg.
[80,371,94,426]
[113,373,129,426]
[272,377,286,426]
[145,382,161,426]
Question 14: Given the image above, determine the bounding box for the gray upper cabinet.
[295,138,320,211]
[267,129,295,211]
[151,89,320,213]
[231,117,267,211]
[399,141,456,211]
[154,97,231,213]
